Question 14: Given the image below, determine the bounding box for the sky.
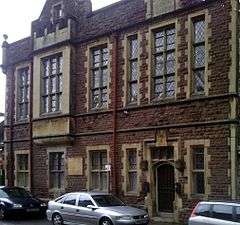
[0,0,120,121]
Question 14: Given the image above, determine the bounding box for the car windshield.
[92,195,125,207]
[3,188,31,198]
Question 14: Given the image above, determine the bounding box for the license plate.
[27,208,40,212]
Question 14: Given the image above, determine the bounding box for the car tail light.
[190,203,200,218]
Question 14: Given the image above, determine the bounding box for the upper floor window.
[41,54,63,114]
[53,4,63,21]
[128,35,139,104]
[192,147,205,194]
[192,18,206,95]
[152,26,176,100]
[91,46,109,109]
[17,67,29,121]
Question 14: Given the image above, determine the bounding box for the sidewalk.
[150,221,185,225]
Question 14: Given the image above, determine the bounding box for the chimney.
[1,34,9,74]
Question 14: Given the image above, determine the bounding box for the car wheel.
[52,213,64,225]
[100,218,113,225]
[0,207,5,220]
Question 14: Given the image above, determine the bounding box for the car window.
[195,204,211,217]
[78,195,94,207]
[63,194,78,206]
[92,195,125,207]
[3,188,31,198]
[0,190,8,198]
[235,207,240,222]
[212,204,233,221]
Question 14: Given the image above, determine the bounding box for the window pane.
[194,45,205,68]
[59,75,63,92]
[59,56,63,73]
[93,70,100,88]
[155,55,164,76]
[100,172,108,191]
[130,61,138,81]
[102,69,108,87]
[51,58,57,75]
[51,95,57,112]
[102,48,109,66]
[93,50,100,68]
[17,155,28,170]
[78,195,94,207]
[193,148,204,170]
[154,77,163,97]
[128,172,137,192]
[212,205,233,221]
[91,152,100,170]
[51,77,57,94]
[128,149,137,170]
[193,172,205,194]
[130,82,138,102]
[130,38,138,59]
[43,97,49,113]
[100,152,107,170]
[43,60,50,77]
[63,194,78,206]
[195,204,210,217]
[166,52,175,74]
[155,32,164,53]
[101,88,108,107]
[166,28,175,50]
[91,172,99,190]
[194,20,205,43]
[17,172,29,188]
[166,75,175,97]
[194,70,205,93]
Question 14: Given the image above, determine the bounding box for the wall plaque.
[68,157,83,176]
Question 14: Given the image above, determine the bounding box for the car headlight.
[40,203,47,207]
[144,214,149,218]
[117,216,133,221]
[13,204,23,209]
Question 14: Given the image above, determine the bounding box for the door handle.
[61,206,64,209]
[76,209,80,212]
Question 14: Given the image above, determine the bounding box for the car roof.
[199,201,240,207]
[64,192,111,196]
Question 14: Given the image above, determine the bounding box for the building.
[1,0,240,222]
[0,121,5,185]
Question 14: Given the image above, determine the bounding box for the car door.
[60,193,79,224]
[191,203,213,225]
[76,194,100,225]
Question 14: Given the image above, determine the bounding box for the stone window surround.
[146,19,178,103]
[51,1,64,23]
[14,150,30,189]
[14,63,31,123]
[46,147,66,193]
[33,45,71,119]
[122,32,142,107]
[121,143,141,196]
[184,139,210,198]
[85,38,112,112]
[85,145,110,192]
[187,10,211,98]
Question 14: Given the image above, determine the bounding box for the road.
[1,218,180,225]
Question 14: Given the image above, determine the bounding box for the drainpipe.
[112,33,119,195]
[29,61,34,192]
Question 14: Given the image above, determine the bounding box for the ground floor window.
[90,151,108,191]
[16,154,29,188]
[49,152,65,189]
[192,146,205,194]
[126,148,138,193]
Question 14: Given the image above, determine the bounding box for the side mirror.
[87,205,98,210]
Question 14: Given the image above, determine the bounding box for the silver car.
[47,192,149,225]
[189,201,240,225]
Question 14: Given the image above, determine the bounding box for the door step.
[152,212,175,223]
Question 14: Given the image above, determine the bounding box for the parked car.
[47,192,149,225]
[0,186,47,220]
[189,201,240,225]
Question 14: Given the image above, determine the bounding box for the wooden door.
[157,164,175,213]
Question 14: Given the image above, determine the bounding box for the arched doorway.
[156,164,175,213]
